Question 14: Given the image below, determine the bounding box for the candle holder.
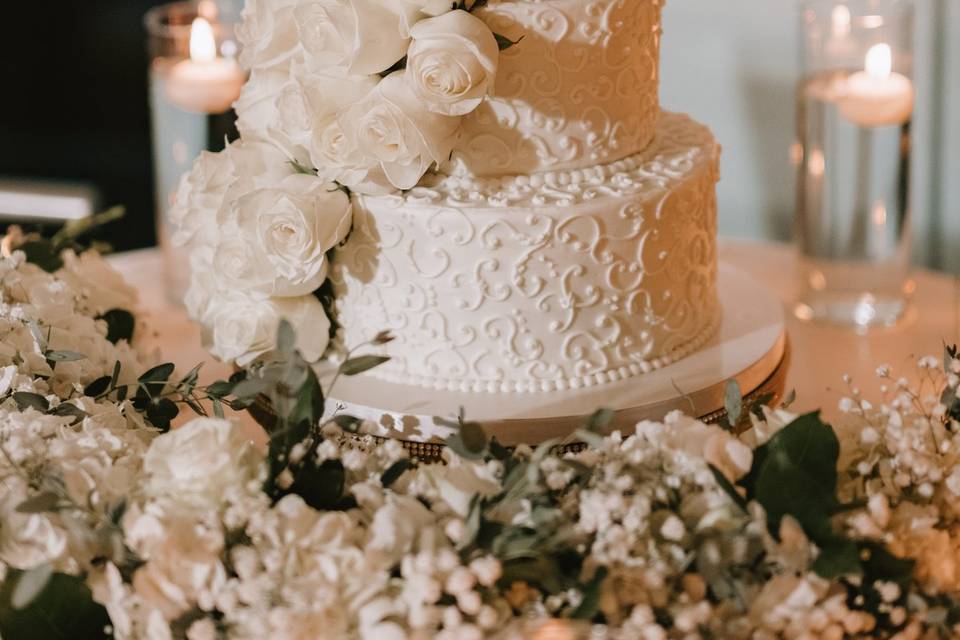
[794,0,915,329]
[145,1,244,304]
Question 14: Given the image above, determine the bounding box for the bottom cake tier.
[330,112,722,394]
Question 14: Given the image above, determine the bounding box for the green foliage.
[20,240,65,272]
[98,309,135,344]
[0,571,110,640]
[721,379,743,430]
[494,33,523,51]
[17,206,125,274]
[339,355,392,377]
[381,459,414,488]
[733,411,910,587]
[441,411,490,461]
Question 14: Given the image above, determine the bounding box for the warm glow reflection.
[865,43,893,79]
[190,17,218,64]
[831,5,852,36]
[198,0,218,20]
[808,149,826,178]
[872,200,888,227]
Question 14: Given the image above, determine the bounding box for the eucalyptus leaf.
[45,350,86,363]
[339,355,391,377]
[51,403,87,425]
[494,32,523,51]
[584,408,614,433]
[231,378,271,401]
[570,567,608,620]
[138,362,175,385]
[12,391,50,413]
[83,376,111,398]
[110,361,122,391]
[52,205,125,248]
[276,320,296,355]
[371,330,395,345]
[11,564,54,610]
[381,459,414,488]
[15,492,60,515]
[446,433,485,461]
[286,459,346,511]
[459,421,488,454]
[146,398,179,432]
[724,379,743,427]
[332,414,363,433]
[205,379,237,398]
[178,363,203,390]
[98,309,135,345]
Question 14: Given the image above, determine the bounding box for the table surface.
[109,239,960,443]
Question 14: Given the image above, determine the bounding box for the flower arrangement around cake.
[172,0,518,367]
[5,230,960,639]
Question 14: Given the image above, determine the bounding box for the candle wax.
[837,70,914,128]
[165,58,244,115]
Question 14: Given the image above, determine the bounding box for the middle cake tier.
[330,112,721,394]
[445,0,665,178]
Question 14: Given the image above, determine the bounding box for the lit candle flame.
[831,5,851,37]
[865,43,893,80]
[189,17,218,64]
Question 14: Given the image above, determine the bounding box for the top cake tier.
[444,0,664,178]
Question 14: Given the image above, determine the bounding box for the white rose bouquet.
[177,0,515,369]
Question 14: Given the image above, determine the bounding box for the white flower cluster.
[172,0,503,366]
[171,140,344,366]
[837,357,960,607]
[6,256,960,640]
[235,0,499,194]
[0,249,152,574]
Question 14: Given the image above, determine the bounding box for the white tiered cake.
[173,0,767,441]
[331,0,721,394]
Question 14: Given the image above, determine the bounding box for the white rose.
[406,10,499,116]
[237,0,301,71]
[142,418,260,509]
[294,0,421,75]
[235,66,293,144]
[184,246,217,325]
[270,68,379,178]
[214,173,351,297]
[171,139,291,248]
[339,72,461,191]
[131,516,227,621]
[205,291,330,366]
[58,250,138,316]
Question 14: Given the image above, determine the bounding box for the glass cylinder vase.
[145,1,244,304]
[794,0,915,329]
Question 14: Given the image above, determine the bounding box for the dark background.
[0,0,169,251]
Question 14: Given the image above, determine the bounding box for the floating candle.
[165,17,244,114]
[837,43,914,127]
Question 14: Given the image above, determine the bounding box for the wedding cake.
[173,0,721,396]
